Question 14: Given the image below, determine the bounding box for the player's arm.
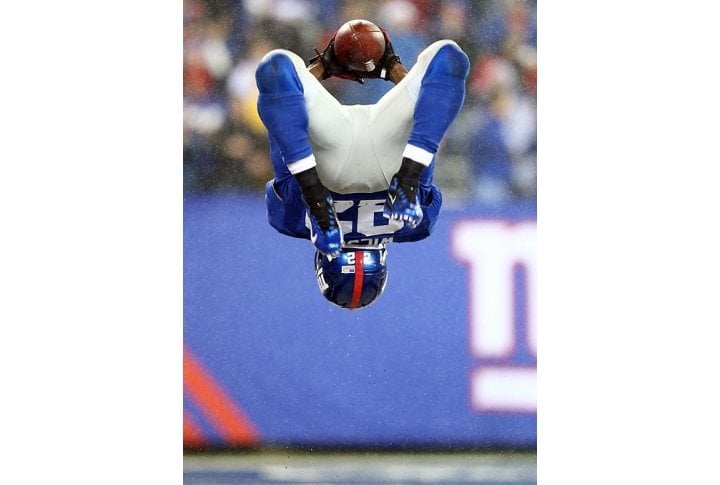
[385,63,407,84]
[308,59,326,81]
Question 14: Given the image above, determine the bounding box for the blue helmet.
[314,247,388,309]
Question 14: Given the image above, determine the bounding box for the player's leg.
[256,49,351,170]
[255,49,346,257]
[405,40,469,163]
[369,40,470,226]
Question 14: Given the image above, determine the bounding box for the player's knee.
[426,42,470,80]
[255,51,302,94]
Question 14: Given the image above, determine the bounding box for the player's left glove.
[309,37,365,84]
[353,28,402,81]
[383,176,423,228]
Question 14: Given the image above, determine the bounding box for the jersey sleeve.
[265,179,311,240]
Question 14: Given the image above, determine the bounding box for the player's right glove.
[296,167,343,258]
[304,194,343,259]
[354,28,402,81]
[309,37,365,84]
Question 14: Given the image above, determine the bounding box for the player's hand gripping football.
[309,37,366,84]
[353,28,402,81]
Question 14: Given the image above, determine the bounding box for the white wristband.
[286,154,317,174]
[402,144,434,166]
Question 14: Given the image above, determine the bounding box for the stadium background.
[183,0,537,474]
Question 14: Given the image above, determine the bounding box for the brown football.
[333,19,386,72]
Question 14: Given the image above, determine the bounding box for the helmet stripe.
[349,250,364,308]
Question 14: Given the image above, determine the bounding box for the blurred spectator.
[470,87,514,204]
[468,52,536,202]
[218,35,279,191]
[183,1,233,191]
[430,0,470,45]
[226,36,276,135]
[378,0,427,68]
[474,0,536,54]
[466,0,537,202]
[242,0,320,50]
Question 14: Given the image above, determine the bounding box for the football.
[333,19,386,73]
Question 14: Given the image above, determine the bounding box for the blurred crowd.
[184,0,537,204]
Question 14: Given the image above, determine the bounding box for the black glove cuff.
[394,157,426,194]
[397,157,425,182]
[295,167,330,204]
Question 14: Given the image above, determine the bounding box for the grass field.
[184,449,537,484]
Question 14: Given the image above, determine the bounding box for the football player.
[255,22,469,309]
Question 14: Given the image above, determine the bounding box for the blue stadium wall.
[183,194,537,449]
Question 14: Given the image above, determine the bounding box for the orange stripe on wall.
[183,346,260,446]
[183,411,206,448]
